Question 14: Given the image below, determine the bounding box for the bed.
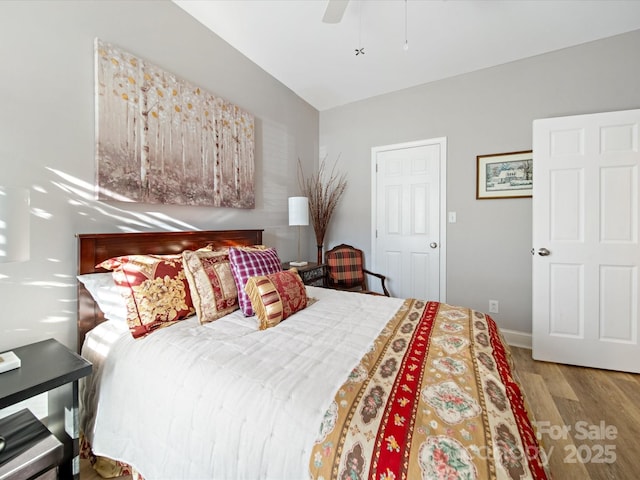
[77,229,550,480]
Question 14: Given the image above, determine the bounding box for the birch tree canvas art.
[95,39,255,208]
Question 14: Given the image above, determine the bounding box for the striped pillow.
[228,247,282,316]
[245,269,307,329]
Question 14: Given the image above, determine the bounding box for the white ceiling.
[174,0,640,111]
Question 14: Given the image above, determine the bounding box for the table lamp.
[288,196,309,267]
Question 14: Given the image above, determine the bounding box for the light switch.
[448,212,457,223]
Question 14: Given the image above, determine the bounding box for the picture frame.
[95,39,255,208]
[476,150,533,199]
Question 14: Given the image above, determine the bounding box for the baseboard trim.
[501,329,532,349]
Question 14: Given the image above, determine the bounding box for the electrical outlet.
[489,300,499,314]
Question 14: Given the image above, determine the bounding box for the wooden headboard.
[77,229,263,352]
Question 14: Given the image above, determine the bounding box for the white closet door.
[372,138,446,300]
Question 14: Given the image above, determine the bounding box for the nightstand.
[282,261,327,287]
[0,339,92,480]
[0,409,63,480]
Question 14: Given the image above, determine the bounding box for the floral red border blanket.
[309,300,550,480]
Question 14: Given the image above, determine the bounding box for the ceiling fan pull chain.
[356,2,364,56]
[404,0,409,51]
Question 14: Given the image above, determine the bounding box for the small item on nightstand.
[0,351,20,374]
[289,260,308,267]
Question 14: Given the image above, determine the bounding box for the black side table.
[282,261,327,287]
[0,339,92,479]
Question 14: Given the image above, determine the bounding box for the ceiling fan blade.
[322,0,349,23]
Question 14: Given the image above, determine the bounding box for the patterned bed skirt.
[80,434,143,479]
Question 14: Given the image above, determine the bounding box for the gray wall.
[320,29,640,334]
[2,1,638,352]
[0,1,319,352]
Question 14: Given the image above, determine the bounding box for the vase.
[317,244,323,264]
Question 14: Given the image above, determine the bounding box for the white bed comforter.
[81,286,404,480]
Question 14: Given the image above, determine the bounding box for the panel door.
[373,139,446,300]
[532,109,640,373]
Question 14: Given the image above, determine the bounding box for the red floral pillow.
[98,254,195,338]
[244,269,307,330]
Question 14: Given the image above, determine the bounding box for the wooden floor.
[509,346,640,480]
[80,347,640,479]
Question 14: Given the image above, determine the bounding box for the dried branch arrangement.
[298,157,347,256]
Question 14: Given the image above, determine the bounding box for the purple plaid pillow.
[228,247,283,316]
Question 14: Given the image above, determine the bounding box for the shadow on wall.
[45,166,202,232]
[0,165,226,351]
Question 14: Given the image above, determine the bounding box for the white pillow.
[77,272,127,323]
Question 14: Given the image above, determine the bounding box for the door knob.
[430,242,438,249]
[537,248,551,256]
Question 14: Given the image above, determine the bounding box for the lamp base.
[290,261,308,267]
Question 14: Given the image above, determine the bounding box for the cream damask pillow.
[182,249,239,324]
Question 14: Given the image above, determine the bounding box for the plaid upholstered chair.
[324,244,390,296]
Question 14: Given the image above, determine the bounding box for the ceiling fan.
[322,0,349,23]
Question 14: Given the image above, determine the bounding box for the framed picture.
[476,150,533,199]
[95,39,255,208]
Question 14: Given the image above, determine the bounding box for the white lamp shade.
[0,187,30,263]
[288,196,309,226]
